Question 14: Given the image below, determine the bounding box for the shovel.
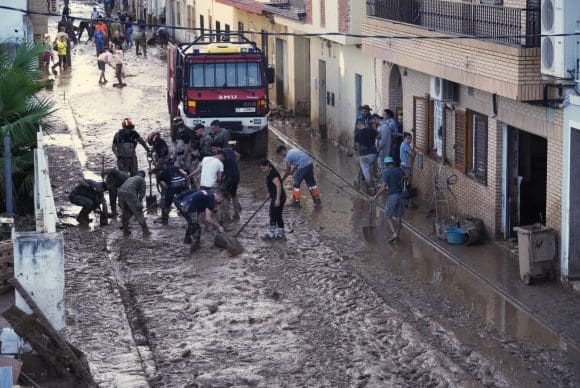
[362,201,378,242]
[146,156,158,208]
[213,176,289,256]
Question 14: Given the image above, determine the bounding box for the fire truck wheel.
[251,128,268,158]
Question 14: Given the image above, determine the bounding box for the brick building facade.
[363,0,564,252]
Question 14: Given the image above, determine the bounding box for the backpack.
[174,189,198,214]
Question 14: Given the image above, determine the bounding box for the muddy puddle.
[267,126,580,384]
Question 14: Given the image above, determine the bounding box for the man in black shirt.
[211,142,241,221]
[69,178,108,225]
[354,119,378,192]
[174,118,192,172]
[175,190,224,252]
[158,160,189,225]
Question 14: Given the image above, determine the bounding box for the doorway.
[275,38,287,106]
[505,126,547,237]
[567,127,580,279]
[388,65,403,113]
[293,36,311,115]
[318,59,327,136]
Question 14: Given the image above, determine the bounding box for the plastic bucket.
[446,227,466,245]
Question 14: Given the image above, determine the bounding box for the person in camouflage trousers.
[118,171,151,237]
[104,169,129,217]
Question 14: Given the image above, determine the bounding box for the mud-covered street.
[38,3,580,387]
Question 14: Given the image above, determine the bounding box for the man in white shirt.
[195,151,224,190]
[97,48,114,84]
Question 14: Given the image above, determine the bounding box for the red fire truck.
[167,34,274,157]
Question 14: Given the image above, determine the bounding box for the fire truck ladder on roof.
[179,33,259,54]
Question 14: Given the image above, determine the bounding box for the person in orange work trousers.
[276,145,321,207]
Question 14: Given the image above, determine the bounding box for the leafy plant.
[0,41,56,213]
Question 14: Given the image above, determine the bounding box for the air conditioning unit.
[540,0,580,79]
[430,77,457,101]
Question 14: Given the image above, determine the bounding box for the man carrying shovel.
[176,189,224,252]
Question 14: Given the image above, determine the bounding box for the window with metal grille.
[455,109,488,185]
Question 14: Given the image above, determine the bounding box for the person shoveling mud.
[174,189,225,252]
[68,178,109,226]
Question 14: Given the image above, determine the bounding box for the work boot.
[183,225,193,244]
[233,200,242,214]
[141,224,152,238]
[309,186,321,205]
[76,213,90,225]
[190,240,201,253]
[232,212,240,221]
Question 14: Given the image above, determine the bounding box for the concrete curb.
[268,124,579,351]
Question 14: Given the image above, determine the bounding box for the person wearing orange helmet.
[112,118,150,176]
[147,131,170,174]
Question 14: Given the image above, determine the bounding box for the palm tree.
[0,41,56,213]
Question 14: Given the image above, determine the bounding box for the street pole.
[3,134,13,216]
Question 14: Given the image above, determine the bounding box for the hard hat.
[122,118,134,129]
[147,131,160,145]
[173,116,184,127]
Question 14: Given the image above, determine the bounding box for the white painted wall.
[310,37,382,145]
[561,94,580,280]
[13,232,65,331]
[0,0,28,43]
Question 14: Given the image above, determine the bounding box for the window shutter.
[413,96,429,153]
[454,110,467,173]
[474,114,488,185]
[427,100,434,155]
[441,106,447,161]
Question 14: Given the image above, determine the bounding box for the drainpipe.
[576,54,580,95]
[3,135,13,216]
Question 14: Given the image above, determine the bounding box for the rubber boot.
[141,222,152,238]
[121,215,130,237]
[292,188,301,207]
[309,186,321,205]
[183,225,193,244]
[161,209,169,225]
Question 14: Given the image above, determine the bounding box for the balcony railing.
[263,0,307,20]
[366,0,540,47]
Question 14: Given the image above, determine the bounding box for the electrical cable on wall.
[2,5,579,42]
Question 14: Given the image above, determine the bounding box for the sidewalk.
[269,123,580,353]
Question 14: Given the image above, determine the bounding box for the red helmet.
[122,118,134,129]
[147,131,160,145]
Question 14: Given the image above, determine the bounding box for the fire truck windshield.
[190,62,263,88]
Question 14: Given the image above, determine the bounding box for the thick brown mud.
[38,2,580,386]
